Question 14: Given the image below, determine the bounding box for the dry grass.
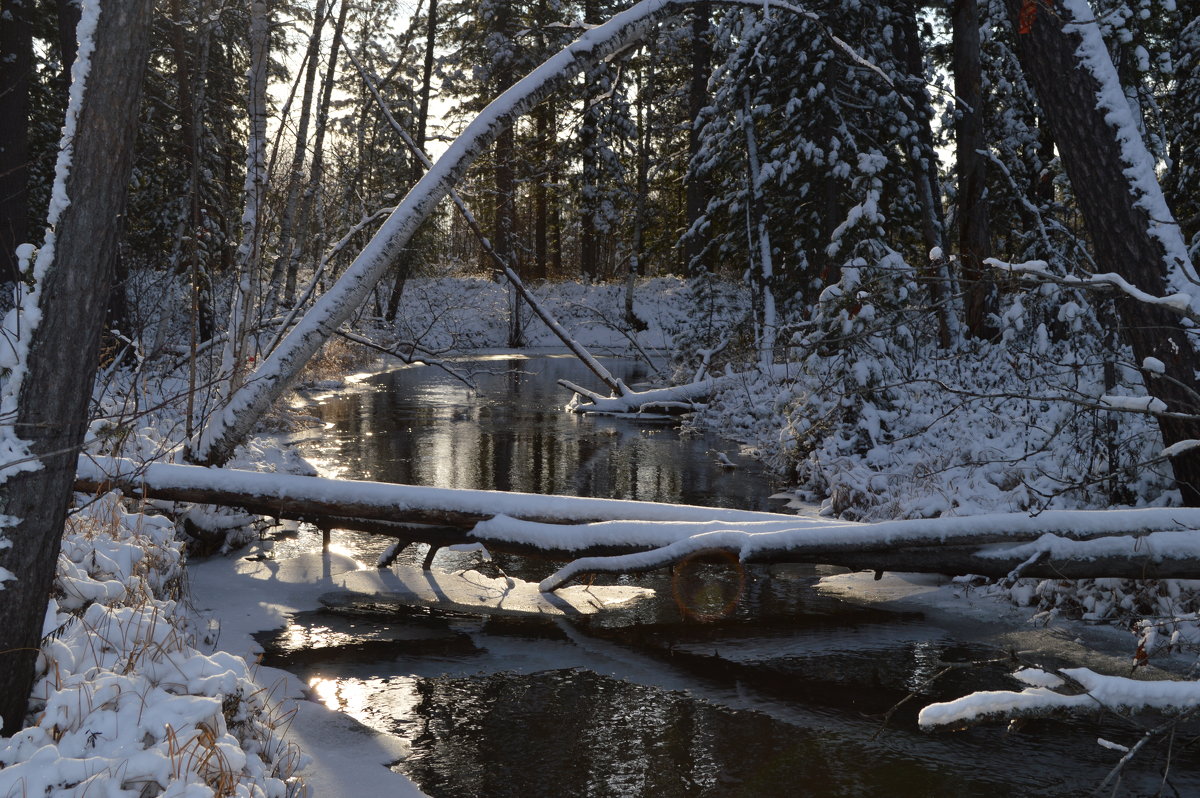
[296,336,374,386]
[10,491,312,798]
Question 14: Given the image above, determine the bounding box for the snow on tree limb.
[534,508,1200,590]
[919,667,1200,729]
[988,257,1198,322]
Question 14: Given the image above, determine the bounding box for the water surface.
[271,354,1197,797]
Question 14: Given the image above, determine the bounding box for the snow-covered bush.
[697,265,1172,520]
[0,494,307,797]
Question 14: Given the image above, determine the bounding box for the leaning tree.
[0,0,154,734]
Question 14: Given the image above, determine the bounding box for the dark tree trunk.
[549,103,563,277]
[682,1,712,277]
[1006,0,1200,503]
[895,0,955,347]
[0,0,153,735]
[579,0,603,280]
[0,0,33,287]
[954,0,995,338]
[56,0,82,76]
[417,0,437,155]
[297,0,349,276]
[532,103,550,281]
[384,0,438,321]
[270,0,326,309]
[491,0,519,275]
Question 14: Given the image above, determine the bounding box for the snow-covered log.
[919,667,1200,729]
[75,455,798,550]
[77,457,1200,591]
[537,511,1200,590]
[567,362,797,413]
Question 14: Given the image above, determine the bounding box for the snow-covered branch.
[535,508,1200,591]
[919,667,1200,729]
[566,361,798,414]
[988,257,1200,323]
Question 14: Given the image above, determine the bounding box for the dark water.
[273,355,1200,797]
[296,353,783,509]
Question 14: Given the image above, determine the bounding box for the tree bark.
[954,0,994,338]
[0,0,152,735]
[682,1,712,276]
[269,0,326,311]
[0,0,33,287]
[1005,0,1200,503]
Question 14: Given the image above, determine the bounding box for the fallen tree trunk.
[538,526,1200,591]
[73,454,799,542]
[76,456,1200,590]
[565,362,799,414]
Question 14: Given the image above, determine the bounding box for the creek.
[258,354,1194,797]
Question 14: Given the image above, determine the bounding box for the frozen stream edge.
[189,543,654,797]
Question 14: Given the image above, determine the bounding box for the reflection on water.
[298,355,784,508]
[260,593,1194,798]
[273,355,1199,797]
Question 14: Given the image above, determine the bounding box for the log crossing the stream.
[75,455,1200,591]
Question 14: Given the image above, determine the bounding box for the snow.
[1161,439,1200,458]
[1099,394,1167,413]
[919,666,1200,728]
[1013,668,1066,689]
[0,495,309,797]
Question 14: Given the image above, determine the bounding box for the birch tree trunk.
[221,0,271,396]
[0,0,152,734]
